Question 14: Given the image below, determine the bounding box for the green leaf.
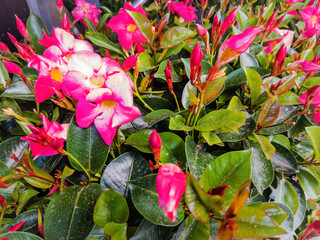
[233,205,287,238]
[154,60,182,82]
[1,81,35,101]
[127,174,184,226]
[104,222,127,240]
[270,143,298,174]
[0,232,43,240]
[100,152,151,196]
[174,215,210,240]
[163,42,185,59]
[159,132,186,165]
[296,167,320,200]
[185,136,214,181]
[203,76,226,102]
[271,135,291,149]
[83,18,97,32]
[138,52,156,72]
[236,7,250,30]
[86,32,123,55]
[126,129,153,153]
[126,11,153,43]
[143,109,174,127]
[199,149,252,203]
[60,166,75,191]
[5,209,42,234]
[306,126,320,163]
[141,96,175,110]
[251,142,274,194]
[195,109,246,132]
[169,115,194,132]
[278,91,300,106]
[86,225,106,240]
[0,60,10,88]
[94,189,129,226]
[131,219,173,240]
[160,27,195,49]
[244,67,262,105]
[181,58,212,79]
[24,168,55,189]
[275,178,299,215]
[185,172,224,224]
[17,188,39,215]
[0,136,28,169]
[252,133,276,160]
[67,117,110,174]
[26,11,47,54]
[44,184,102,240]
[201,132,223,146]
[240,53,259,67]
[256,96,280,128]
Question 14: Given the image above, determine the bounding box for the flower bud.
[220,7,239,36]
[156,163,186,222]
[15,15,30,42]
[190,42,203,82]
[56,0,63,10]
[2,60,23,76]
[196,24,210,56]
[0,42,10,53]
[164,59,173,93]
[62,13,70,32]
[122,54,138,72]
[7,33,17,45]
[149,129,162,163]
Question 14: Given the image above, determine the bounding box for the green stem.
[63,151,91,179]
[192,93,204,128]
[133,91,154,112]
[172,91,181,112]
[0,206,6,228]
[36,103,40,115]
[157,48,168,63]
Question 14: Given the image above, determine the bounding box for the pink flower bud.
[62,13,70,32]
[220,7,239,36]
[164,59,173,93]
[7,220,26,233]
[7,33,17,45]
[15,15,30,42]
[265,10,277,33]
[56,0,63,10]
[272,44,287,74]
[0,42,10,53]
[190,42,203,82]
[156,163,186,222]
[2,60,23,76]
[122,54,138,72]
[149,129,162,162]
[196,24,210,56]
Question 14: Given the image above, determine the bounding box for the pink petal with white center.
[111,104,141,128]
[85,88,113,103]
[28,55,54,72]
[47,121,66,139]
[76,100,104,128]
[43,46,64,62]
[94,111,117,145]
[64,71,89,100]
[68,51,101,77]
[73,39,93,52]
[52,28,75,53]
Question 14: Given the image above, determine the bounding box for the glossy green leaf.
[278,91,300,106]
[24,168,55,189]
[67,117,110,174]
[233,205,287,238]
[83,19,98,32]
[127,174,184,226]
[126,129,153,153]
[100,151,151,196]
[60,166,75,191]
[275,178,299,215]
[251,142,274,194]
[161,27,195,48]
[138,52,156,72]
[86,225,106,240]
[0,232,43,240]
[181,58,212,79]
[94,189,129,226]
[174,215,210,240]
[131,219,173,240]
[236,7,250,30]
[127,10,153,43]
[154,60,182,82]
[26,11,47,54]
[163,42,185,59]
[169,115,194,132]
[195,109,246,132]
[104,222,127,240]
[181,81,197,110]
[240,52,259,67]
[271,135,291,149]
[253,133,276,160]
[0,136,28,169]
[201,132,223,146]
[185,172,224,224]
[1,81,35,101]
[185,136,214,181]
[203,76,226,102]
[270,143,298,174]
[0,98,22,121]
[140,96,175,110]
[244,67,262,105]
[159,132,186,165]
[199,149,252,203]
[296,167,320,200]
[143,109,174,127]
[44,184,102,240]
[17,188,39,215]
[306,126,320,163]
[257,96,280,128]
[86,32,123,55]
[0,60,10,88]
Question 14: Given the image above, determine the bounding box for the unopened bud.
[149,129,162,163]
[15,15,30,42]
[196,24,210,56]
[190,42,203,82]
[122,54,138,72]
[134,60,140,79]
[62,13,70,32]
[164,59,173,93]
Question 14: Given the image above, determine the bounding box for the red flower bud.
[164,59,173,93]
[156,163,186,222]
[196,24,210,55]
[62,13,70,32]
[2,60,23,76]
[56,0,63,10]
[15,15,30,41]
[7,33,17,45]
[220,7,239,36]
[149,129,162,162]
[190,42,203,82]
[0,42,10,53]
[7,220,26,233]
[122,54,138,72]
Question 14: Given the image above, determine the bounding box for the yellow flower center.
[312,15,318,25]
[90,75,105,87]
[101,100,117,108]
[127,24,137,32]
[50,68,63,82]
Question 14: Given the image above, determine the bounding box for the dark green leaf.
[169,115,193,132]
[86,225,106,240]
[17,188,39,215]
[0,98,22,121]
[26,11,47,54]
[67,117,110,174]
[240,52,259,67]
[0,136,28,169]
[100,152,151,196]
[86,32,123,55]
[159,132,186,165]
[104,222,127,240]
[126,129,153,153]
[127,174,184,226]
[160,27,195,49]
[1,81,35,101]
[83,19,97,32]
[131,219,173,240]
[43,184,102,240]
[94,189,129,226]
[143,109,174,127]
[174,215,210,240]
[0,232,43,240]
[275,178,299,215]
[296,167,320,199]
[270,143,298,174]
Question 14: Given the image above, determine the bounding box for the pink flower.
[7,220,26,233]
[149,129,162,162]
[299,85,320,105]
[64,52,141,145]
[168,0,198,23]
[264,28,294,54]
[15,15,30,42]
[298,220,320,240]
[71,0,102,26]
[156,163,186,222]
[108,3,147,50]
[300,4,320,33]
[21,114,69,159]
[190,42,203,82]
[283,60,320,73]
[121,54,138,72]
